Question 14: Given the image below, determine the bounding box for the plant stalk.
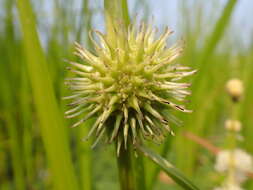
[116,145,136,190]
[134,153,146,190]
[104,0,130,46]
[104,1,138,190]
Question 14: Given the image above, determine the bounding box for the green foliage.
[16,0,79,190]
[136,144,199,190]
[174,0,238,175]
[0,0,253,190]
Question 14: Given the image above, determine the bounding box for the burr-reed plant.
[64,24,196,151]
[63,0,199,189]
[3,0,253,189]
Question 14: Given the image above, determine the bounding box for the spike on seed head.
[64,21,195,152]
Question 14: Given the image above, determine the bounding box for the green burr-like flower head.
[64,22,195,154]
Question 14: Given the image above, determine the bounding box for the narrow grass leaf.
[136,144,200,190]
[16,0,79,190]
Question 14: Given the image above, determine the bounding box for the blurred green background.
[0,0,253,189]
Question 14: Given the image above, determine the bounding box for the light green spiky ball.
[64,22,195,154]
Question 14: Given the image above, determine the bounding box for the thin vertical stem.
[121,0,130,27]
[104,0,129,47]
[116,145,135,190]
[134,152,146,190]
[104,1,145,189]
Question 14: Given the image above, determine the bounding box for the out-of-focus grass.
[0,0,253,190]
[16,0,80,190]
[174,0,238,175]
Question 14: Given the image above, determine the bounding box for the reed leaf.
[136,143,200,190]
[16,0,79,190]
[175,0,238,175]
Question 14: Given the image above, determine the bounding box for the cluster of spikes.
[64,22,196,155]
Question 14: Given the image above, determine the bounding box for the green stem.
[104,1,138,190]
[121,0,130,26]
[104,0,130,28]
[116,145,135,190]
[134,151,146,190]
[104,0,130,48]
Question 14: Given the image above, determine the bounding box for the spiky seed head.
[226,78,244,102]
[64,22,195,153]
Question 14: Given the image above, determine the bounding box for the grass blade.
[194,0,238,83]
[16,0,79,190]
[136,143,200,190]
[175,0,238,175]
[147,137,172,189]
